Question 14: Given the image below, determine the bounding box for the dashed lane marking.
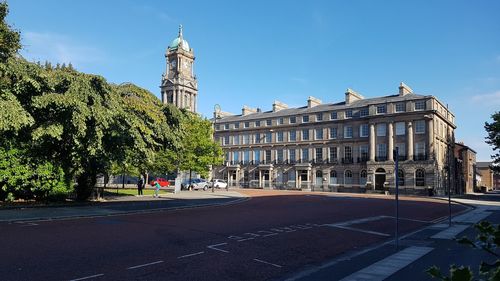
[126,260,164,270]
[431,224,469,239]
[177,251,205,259]
[253,258,282,268]
[329,225,391,237]
[68,273,104,281]
[207,243,229,253]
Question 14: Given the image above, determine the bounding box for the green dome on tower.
[169,24,190,52]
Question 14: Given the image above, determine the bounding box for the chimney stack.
[345,88,364,104]
[398,82,413,96]
[307,96,322,108]
[272,100,288,112]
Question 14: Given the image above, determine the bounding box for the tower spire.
[178,24,183,40]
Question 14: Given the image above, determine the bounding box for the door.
[375,168,386,190]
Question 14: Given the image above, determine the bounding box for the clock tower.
[161,25,198,112]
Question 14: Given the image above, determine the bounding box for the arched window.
[360,170,367,186]
[398,169,405,186]
[344,170,353,185]
[330,170,337,185]
[416,169,425,186]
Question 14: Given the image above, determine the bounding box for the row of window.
[220,121,426,145]
[225,143,427,163]
[217,100,427,130]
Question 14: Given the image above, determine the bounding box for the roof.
[218,93,429,123]
[477,162,492,168]
[168,24,190,52]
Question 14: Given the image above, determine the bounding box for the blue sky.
[7,0,500,161]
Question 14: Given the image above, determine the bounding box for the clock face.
[183,61,189,69]
[170,60,177,68]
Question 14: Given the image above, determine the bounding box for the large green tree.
[485,111,500,172]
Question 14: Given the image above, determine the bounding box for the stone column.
[295,170,299,189]
[388,122,394,161]
[259,170,262,188]
[369,124,376,161]
[428,118,434,160]
[408,121,414,160]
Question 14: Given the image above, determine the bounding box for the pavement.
[0,189,248,222]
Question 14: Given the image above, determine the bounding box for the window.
[398,169,405,186]
[360,170,367,186]
[255,120,261,127]
[330,147,338,161]
[243,150,250,164]
[233,135,240,145]
[265,150,272,162]
[243,134,250,144]
[254,150,260,163]
[395,122,405,135]
[345,109,353,118]
[302,148,309,161]
[255,133,261,143]
[330,170,337,185]
[415,120,425,134]
[289,116,296,124]
[234,122,239,129]
[344,126,353,138]
[265,132,272,143]
[360,124,369,137]
[289,149,296,162]
[278,117,284,125]
[395,102,405,112]
[315,148,323,161]
[359,145,369,160]
[377,143,387,158]
[360,108,369,117]
[316,113,323,121]
[415,142,426,158]
[244,121,250,128]
[289,130,296,141]
[224,135,230,145]
[215,124,220,130]
[277,131,284,142]
[415,100,426,110]
[415,169,425,186]
[376,123,386,136]
[376,104,387,114]
[395,143,406,157]
[302,129,309,141]
[277,149,284,163]
[330,127,338,139]
[302,115,309,123]
[315,129,323,140]
[233,151,239,162]
[344,170,353,184]
[330,112,338,120]
[224,123,229,130]
[266,119,272,126]
[344,146,352,160]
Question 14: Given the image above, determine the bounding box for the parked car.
[182,178,209,191]
[211,179,228,189]
[149,178,170,187]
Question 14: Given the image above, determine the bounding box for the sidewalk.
[0,190,248,222]
[285,195,500,281]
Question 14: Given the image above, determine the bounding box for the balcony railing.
[397,155,407,161]
[413,154,427,161]
[327,158,338,164]
[342,157,354,164]
[375,156,388,162]
[357,157,369,163]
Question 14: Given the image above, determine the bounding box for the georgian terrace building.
[212,83,456,195]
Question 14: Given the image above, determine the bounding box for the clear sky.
[7,0,500,161]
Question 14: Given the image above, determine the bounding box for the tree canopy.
[485,111,500,172]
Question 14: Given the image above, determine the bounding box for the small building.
[454,142,477,194]
[477,162,494,191]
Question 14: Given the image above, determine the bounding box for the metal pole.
[394,147,399,250]
[448,153,452,226]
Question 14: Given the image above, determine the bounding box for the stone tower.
[161,25,198,112]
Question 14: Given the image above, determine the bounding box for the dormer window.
[376,105,387,114]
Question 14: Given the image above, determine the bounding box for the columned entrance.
[375,168,386,190]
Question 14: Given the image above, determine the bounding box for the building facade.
[477,162,494,191]
[454,142,477,194]
[213,83,457,195]
[161,25,198,113]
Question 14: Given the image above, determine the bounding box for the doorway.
[375,168,386,190]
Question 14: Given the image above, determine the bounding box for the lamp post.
[213,104,221,193]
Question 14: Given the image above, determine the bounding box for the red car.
[149,178,170,187]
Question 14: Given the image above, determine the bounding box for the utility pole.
[394,147,400,250]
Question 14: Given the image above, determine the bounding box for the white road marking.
[178,251,205,259]
[207,243,229,253]
[258,230,278,237]
[127,260,164,270]
[330,225,391,237]
[339,246,433,281]
[431,224,469,239]
[253,258,282,268]
[245,232,260,238]
[68,273,104,281]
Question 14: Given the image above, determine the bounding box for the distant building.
[161,25,198,113]
[477,162,494,191]
[454,142,477,194]
[213,83,457,195]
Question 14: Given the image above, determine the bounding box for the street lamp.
[212,104,222,193]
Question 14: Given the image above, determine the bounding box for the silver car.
[189,178,209,191]
[211,179,228,189]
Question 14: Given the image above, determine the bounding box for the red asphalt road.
[0,190,466,281]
